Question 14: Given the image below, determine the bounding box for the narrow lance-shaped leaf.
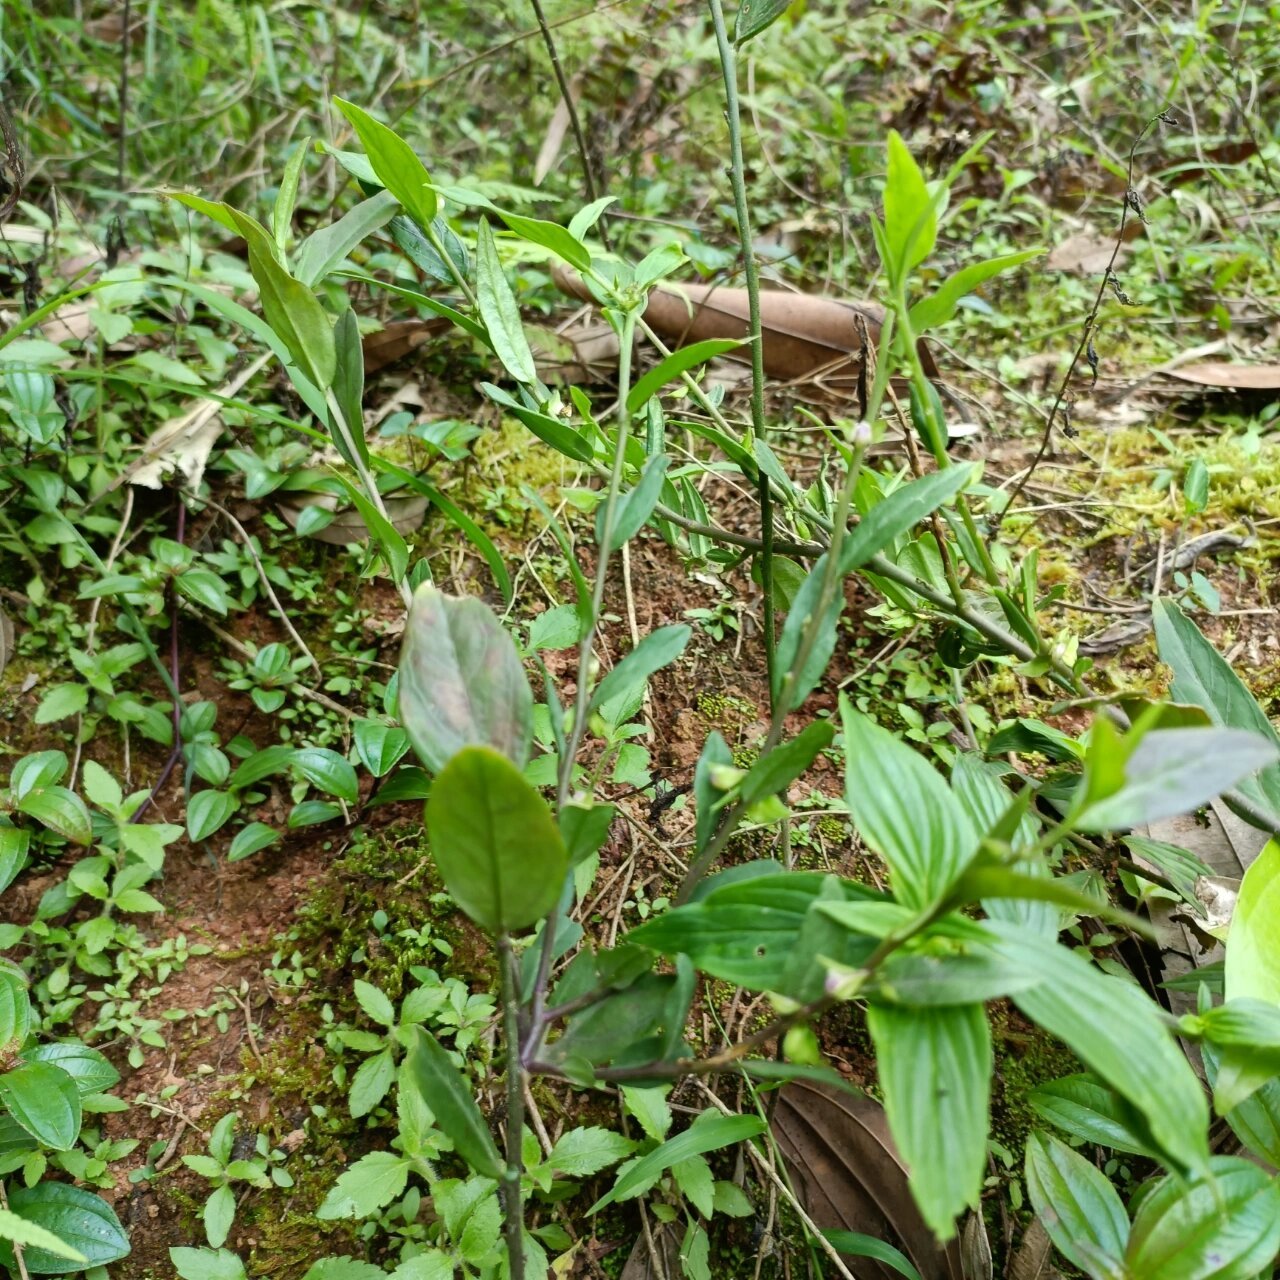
[909,250,1042,332]
[882,131,937,279]
[475,218,539,385]
[1226,838,1280,1006]
[406,1027,502,1180]
[589,624,691,714]
[332,97,438,231]
[626,339,742,414]
[600,454,670,553]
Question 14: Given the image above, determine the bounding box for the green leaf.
[293,747,359,803]
[985,920,1208,1173]
[495,210,591,270]
[302,1258,388,1280]
[229,745,296,789]
[1125,1157,1280,1280]
[0,1184,127,1273]
[332,98,438,230]
[406,1027,502,1179]
[187,790,238,843]
[671,1154,714,1217]
[882,131,937,278]
[734,0,795,43]
[227,822,281,863]
[1204,1041,1280,1166]
[352,721,411,777]
[21,1044,118,1097]
[398,585,534,775]
[568,196,616,241]
[0,1207,85,1263]
[204,1182,235,1249]
[1153,598,1280,822]
[838,464,977,574]
[738,721,835,807]
[545,1126,637,1178]
[170,1247,248,1280]
[425,746,567,933]
[601,454,670,553]
[475,219,538,385]
[34,683,87,725]
[348,1048,396,1118]
[1226,837,1280,1005]
[1028,1075,1161,1159]
[353,980,396,1028]
[625,339,741,414]
[589,624,691,713]
[840,701,978,910]
[590,1113,765,1212]
[480,383,595,461]
[315,1151,412,1220]
[867,1002,989,1241]
[1073,725,1278,832]
[527,604,582,653]
[1184,457,1210,513]
[1024,1132,1128,1280]
[294,190,399,287]
[330,473,409,583]
[272,136,310,250]
[621,1086,672,1142]
[773,553,841,713]
[17,787,92,845]
[821,1231,921,1280]
[909,250,1042,332]
[0,827,29,894]
[328,308,368,468]
[174,199,338,392]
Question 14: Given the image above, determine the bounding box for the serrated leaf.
[546,1126,637,1178]
[348,1048,396,1118]
[315,1151,411,1220]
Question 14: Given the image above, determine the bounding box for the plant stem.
[524,308,639,1059]
[707,0,776,693]
[498,934,525,1280]
[527,0,610,251]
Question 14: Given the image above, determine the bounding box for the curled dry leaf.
[1044,231,1127,276]
[770,1079,964,1280]
[553,266,941,398]
[276,493,430,546]
[1165,362,1280,392]
[1007,1216,1061,1280]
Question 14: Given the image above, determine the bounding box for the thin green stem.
[524,308,639,1058]
[498,934,525,1280]
[707,0,776,692]
[424,221,479,311]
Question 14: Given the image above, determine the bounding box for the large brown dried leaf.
[553,266,940,396]
[361,318,449,375]
[1165,362,1280,391]
[1007,1217,1062,1280]
[771,1080,964,1280]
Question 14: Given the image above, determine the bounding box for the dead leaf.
[554,266,941,399]
[1045,231,1127,276]
[618,1221,683,1280]
[361,318,448,375]
[771,1079,964,1280]
[1165,362,1280,391]
[1007,1217,1060,1280]
[960,1212,993,1280]
[40,303,94,346]
[276,493,430,546]
[1078,615,1152,656]
[534,93,574,188]
[122,352,271,492]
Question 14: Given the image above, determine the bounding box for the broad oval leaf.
[21,1043,119,1097]
[16,787,92,845]
[1125,1157,1280,1280]
[0,1061,81,1148]
[0,1182,129,1273]
[398,585,534,774]
[425,746,567,933]
[1028,1074,1160,1159]
[1024,1131,1128,1280]
[352,721,411,777]
[293,747,359,804]
[186,790,238,843]
[0,966,32,1047]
